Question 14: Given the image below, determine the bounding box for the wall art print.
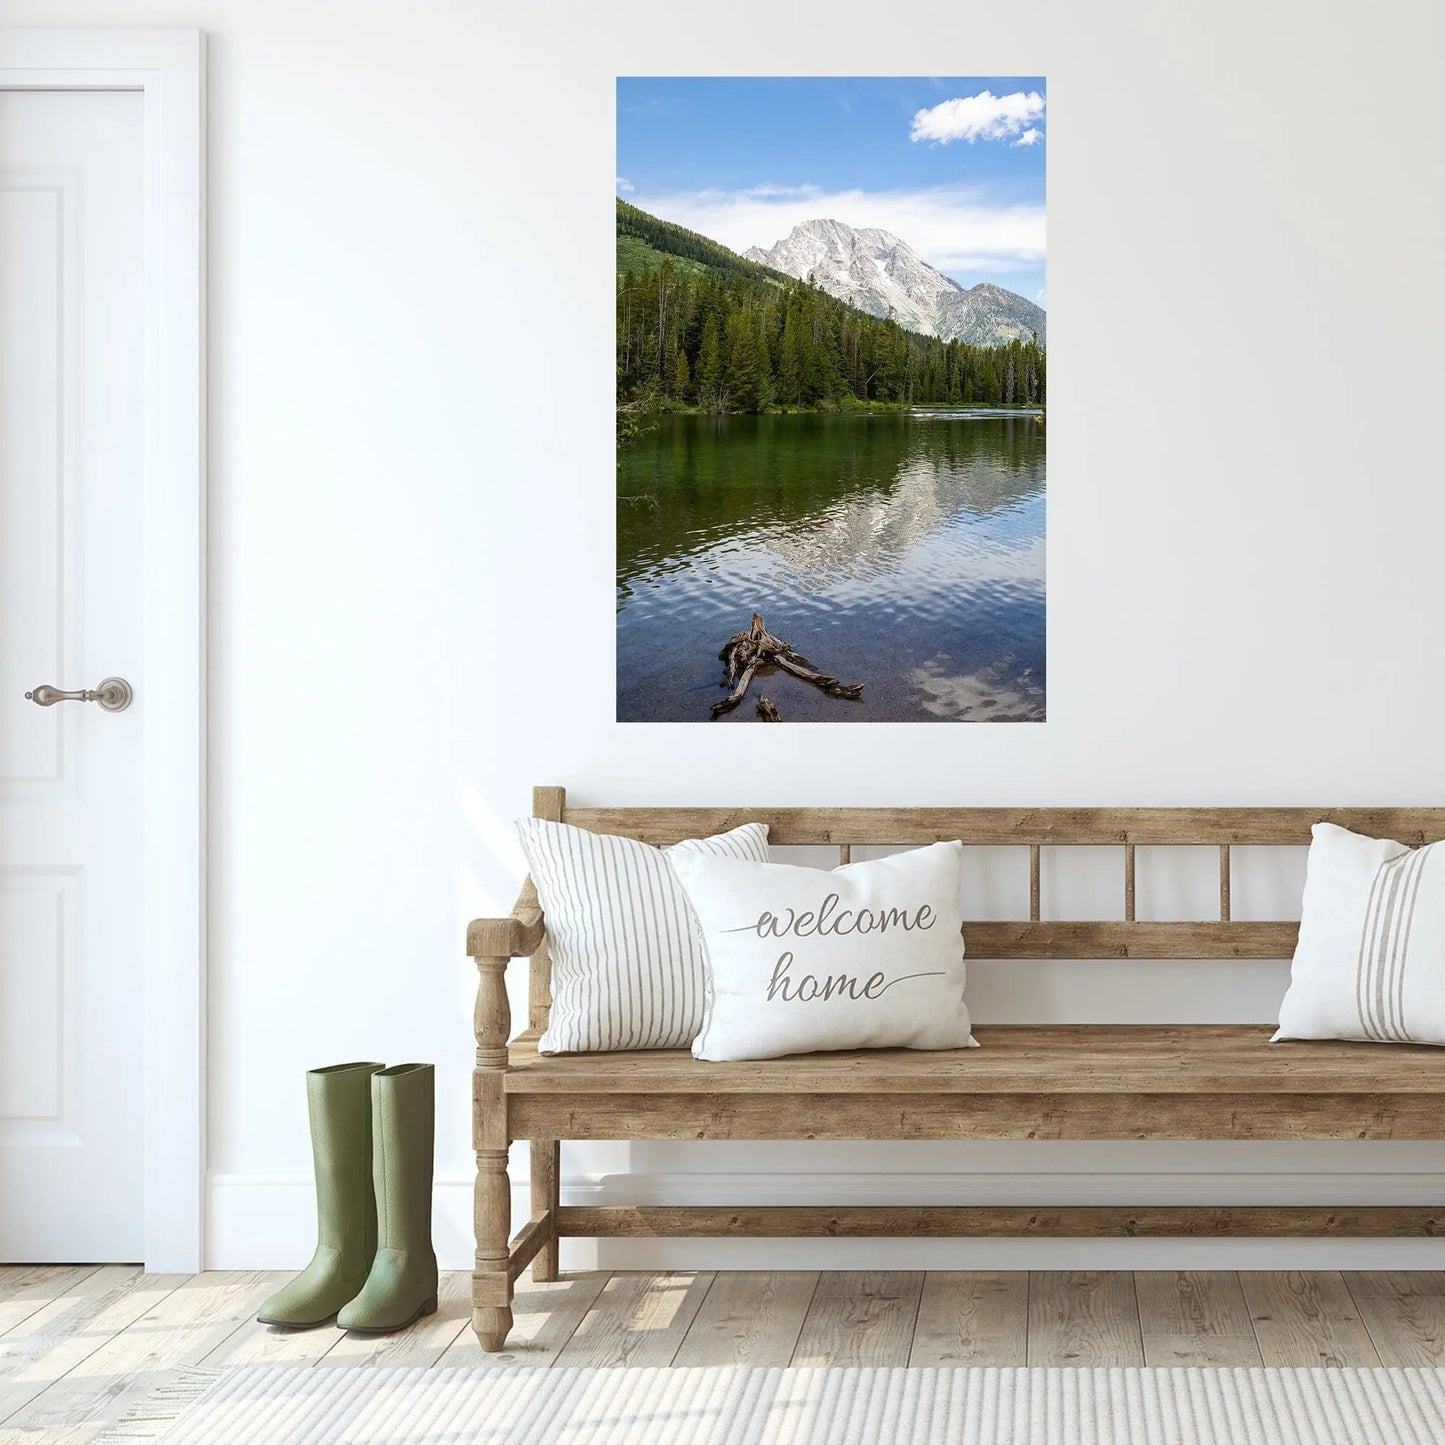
[617,77,1046,723]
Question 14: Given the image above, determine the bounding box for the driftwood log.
[711,613,863,719]
[756,697,781,722]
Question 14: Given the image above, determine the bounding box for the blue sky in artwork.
[617,77,1046,303]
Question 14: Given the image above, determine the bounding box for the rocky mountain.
[745,219,1045,346]
[939,282,1048,348]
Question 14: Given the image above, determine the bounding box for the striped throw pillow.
[1274,822,1445,1046]
[517,818,770,1053]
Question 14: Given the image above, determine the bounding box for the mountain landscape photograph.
[616,77,1047,723]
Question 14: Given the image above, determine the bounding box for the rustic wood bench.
[464,787,1445,1350]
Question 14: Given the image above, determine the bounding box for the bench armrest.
[467,878,546,959]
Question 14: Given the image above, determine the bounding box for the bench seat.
[502,1024,1445,1146]
[505,1023,1445,1097]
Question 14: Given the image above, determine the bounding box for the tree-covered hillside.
[616,201,1045,413]
[617,231,710,281]
[619,259,1045,412]
[617,199,790,287]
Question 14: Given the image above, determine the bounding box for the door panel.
[0,871,71,1119]
[0,90,146,1260]
[1,174,66,788]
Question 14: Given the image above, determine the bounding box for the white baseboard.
[206,1167,1445,1271]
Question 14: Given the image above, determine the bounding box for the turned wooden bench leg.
[472,1141,512,1350]
[531,1139,560,1283]
[472,953,513,1351]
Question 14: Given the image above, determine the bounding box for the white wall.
[7,0,1444,1269]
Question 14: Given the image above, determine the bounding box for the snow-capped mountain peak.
[746,218,1044,346]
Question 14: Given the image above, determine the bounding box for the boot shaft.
[370,1063,435,1254]
[306,1061,383,1257]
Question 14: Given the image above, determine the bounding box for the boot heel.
[420,1295,438,1318]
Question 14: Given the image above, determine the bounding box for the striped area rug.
[125,1363,1445,1444]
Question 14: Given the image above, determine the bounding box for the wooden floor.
[3,1266,1445,1439]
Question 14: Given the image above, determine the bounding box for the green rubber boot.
[337,1063,439,1334]
[256,1061,384,1328]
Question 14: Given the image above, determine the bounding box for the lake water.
[617,410,1045,723]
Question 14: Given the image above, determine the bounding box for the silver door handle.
[25,677,133,712]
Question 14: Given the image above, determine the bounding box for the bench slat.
[504,1025,1445,1096]
[509,1091,1445,1141]
[560,805,1445,848]
[965,921,1298,959]
[557,1205,1445,1239]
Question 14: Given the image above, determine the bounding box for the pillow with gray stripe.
[1274,822,1445,1046]
[517,818,770,1053]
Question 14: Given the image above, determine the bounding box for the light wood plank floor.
[3,1267,1443,1439]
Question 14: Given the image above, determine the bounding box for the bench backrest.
[526,786,1445,1031]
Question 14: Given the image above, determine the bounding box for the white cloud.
[627,183,1045,278]
[910,90,1045,145]
[615,176,634,193]
[1012,127,1043,148]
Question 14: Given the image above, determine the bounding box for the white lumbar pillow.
[673,841,976,1062]
[517,818,770,1053]
[1274,822,1445,1046]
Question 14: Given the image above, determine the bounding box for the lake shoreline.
[621,401,1044,420]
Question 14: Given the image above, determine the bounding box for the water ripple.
[617,412,1045,722]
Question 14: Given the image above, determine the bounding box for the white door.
[0,90,146,1260]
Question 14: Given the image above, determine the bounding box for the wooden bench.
[464,787,1445,1350]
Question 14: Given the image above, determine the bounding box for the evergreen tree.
[695,315,725,412]
[777,308,804,404]
[725,309,763,413]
